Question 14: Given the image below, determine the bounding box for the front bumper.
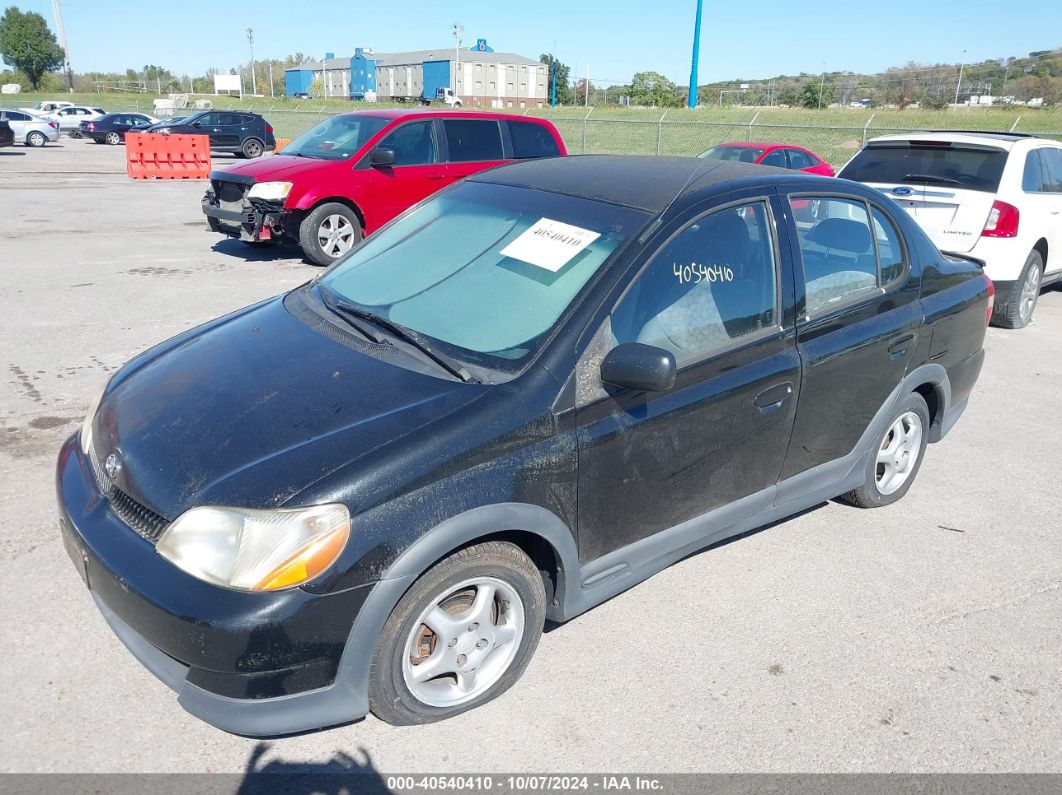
[201,194,289,243]
[55,435,373,735]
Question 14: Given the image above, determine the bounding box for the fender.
[331,502,581,722]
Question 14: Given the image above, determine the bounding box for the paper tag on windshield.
[500,218,601,272]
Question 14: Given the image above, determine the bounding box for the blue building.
[284,39,548,107]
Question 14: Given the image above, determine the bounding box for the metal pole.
[656,110,667,155]
[862,112,875,146]
[687,0,703,109]
[247,27,256,96]
[551,59,557,107]
[585,64,590,107]
[818,64,825,110]
[953,50,966,108]
[582,107,592,154]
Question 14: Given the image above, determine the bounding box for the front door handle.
[429,173,447,180]
[754,381,794,413]
[887,333,916,359]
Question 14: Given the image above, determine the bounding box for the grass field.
[5,91,1060,167]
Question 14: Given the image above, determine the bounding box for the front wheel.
[992,250,1043,329]
[838,392,930,509]
[298,202,362,266]
[26,131,46,147]
[368,541,546,725]
[104,131,121,145]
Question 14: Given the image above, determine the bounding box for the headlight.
[156,504,350,592]
[246,181,293,202]
[79,380,108,455]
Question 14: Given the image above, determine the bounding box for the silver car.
[49,105,107,137]
[0,110,60,147]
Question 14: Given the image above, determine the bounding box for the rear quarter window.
[443,119,503,162]
[840,143,1007,193]
[507,121,560,158]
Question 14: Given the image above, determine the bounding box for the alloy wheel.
[317,215,355,258]
[875,411,923,496]
[1018,261,1042,325]
[402,577,525,708]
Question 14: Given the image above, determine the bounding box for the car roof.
[866,131,1038,150]
[715,141,784,149]
[471,155,795,212]
[333,108,555,123]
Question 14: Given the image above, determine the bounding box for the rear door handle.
[887,333,916,359]
[754,381,794,413]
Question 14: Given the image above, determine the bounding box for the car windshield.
[282,114,391,160]
[318,181,649,373]
[700,146,764,163]
[840,143,1008,193]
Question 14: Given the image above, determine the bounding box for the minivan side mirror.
[600,342,677,393]
[371,146,396,167]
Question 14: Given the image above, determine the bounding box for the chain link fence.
[6,98,1060,168]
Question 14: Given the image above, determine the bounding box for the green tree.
[539,53,573,105]
[799,80,836,109]
[629,71,682,107]
[0,6,64,90]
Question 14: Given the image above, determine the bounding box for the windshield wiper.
[327,298,475,383]
[900,174,961,185]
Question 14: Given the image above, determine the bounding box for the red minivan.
[202,110,567,265]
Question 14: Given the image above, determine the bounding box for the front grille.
[109,488,169,544]
[88,443,170,544]
[216,180,248,204]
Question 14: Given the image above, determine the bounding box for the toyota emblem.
[104,453,123,480]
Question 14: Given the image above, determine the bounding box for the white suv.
[840,132,1062,328]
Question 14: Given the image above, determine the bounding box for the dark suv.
[152,111,275,158]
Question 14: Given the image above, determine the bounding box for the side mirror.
[371,146,396,167]
[600,342,677,393]
[192,121,202,128]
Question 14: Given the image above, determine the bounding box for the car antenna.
[638,160,724,244]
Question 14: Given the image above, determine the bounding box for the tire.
[838,392,930,509]
[241,138,264,159]
[368,541,546,726]
[992,250,1043,329]
[26,131,46,147]
[298,202,362,266]
[104,131,121,145]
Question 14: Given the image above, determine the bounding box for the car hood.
[92,294,480,520]
[220,154,342,182]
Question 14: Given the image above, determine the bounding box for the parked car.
[59,157,991,735]
[699,141,836,176]
[0,120,13,148]
[292,92,313,100]
[47,105,107,137]
[0,110,59,147]
[149,110,275,158]
[839,132,1062,328]
[142,115,192,133]
[19,100,73,114]
[81,113,156,144]
[201,109,567,265]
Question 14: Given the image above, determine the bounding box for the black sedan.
[57,156,991,736]
[81,112,155,144]
[0,120,13,148]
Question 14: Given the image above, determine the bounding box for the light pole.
[818,63,826,110]
[953,49,966,107]
[246,27,256,96]
[453,23,463,97]
[687,0,703,109]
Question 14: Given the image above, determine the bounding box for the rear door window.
[507,121,560,158]
[840,143,1007,193]
[442,119,503,162]
[1040,148,1062,192]
[760,149,787,167]
[788,149,815,169]
[1023,150,1047,192]
[790,197,893,315]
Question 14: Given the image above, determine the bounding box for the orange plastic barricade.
[274,137,292,152]
[125,133,211,180]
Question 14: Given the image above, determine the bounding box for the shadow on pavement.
[211,237,310,264]
[236,741,390,795]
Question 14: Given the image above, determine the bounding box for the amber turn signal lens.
[253,524,350,591]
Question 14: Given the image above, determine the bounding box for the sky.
[20,0,1062,86]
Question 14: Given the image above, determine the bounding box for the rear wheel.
[298,202,361,266]
[241,137,264,159]
[838,392,930,509]
[26,131,46,147]
[992,250,1043,329]
[368,541,546,725]
[104,131,121,145]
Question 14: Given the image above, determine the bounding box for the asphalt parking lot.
[1,139,1060,776]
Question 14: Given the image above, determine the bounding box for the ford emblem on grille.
[104,453,123,480]
[892,186,913,196]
